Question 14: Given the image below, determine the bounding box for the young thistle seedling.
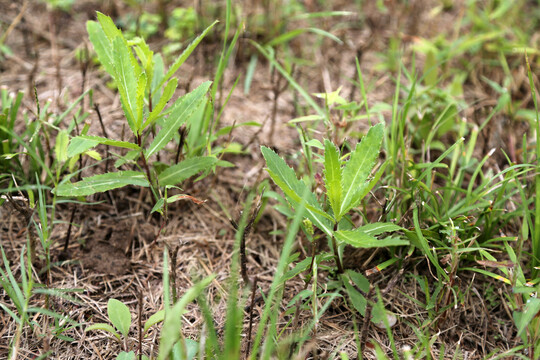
[262,123,408,316]
[53,13,218,215]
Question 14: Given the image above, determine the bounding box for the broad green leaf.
[87,21,116,78]
[339,123,384,218]
[356,222,403,236]
[352,160,388,205]
[346,270,369,293]
[343,278,367,316]
[117,351,135,360]
[185,97,208,148]
[55,130,69,163]
[171,339,198,360]
[113,36,138,135]
[261,146,333,236]
[146,81,212,158]
[54,171,149,197]
[516,297,540,337]
[96,12,122,41]
[67,135,140,158]
[143,310,165,333]
[324,139,342,220]
[135,72,147,131]
[151,54,165,97]
[151,198,165,214]
[335,230,409,248]
[266,168,334,228]
[108,299,131,338]
[85,323,121,340]
[305,139,324,149]
[158,20,218,91]
[157,275,214,360]
[158,156,217,186]
[144,78,177,129]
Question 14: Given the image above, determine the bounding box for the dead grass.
[0,0,532,359]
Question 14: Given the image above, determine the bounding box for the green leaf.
[117,351,135,360]
[158,156,217,186]
[335,230,409,248]
[67,135,140,158]
[343,278,367,316]
[108,298,131,338]
[305,139,324,149]
[171,339,198,360]
[86,21,116,78]
[324,139,342,220]
[96,12,122,41]
[143,309,165,333]
[144,78,178,129]
[339,123,384,218]
[158,20,218,91]
[146,81,212,158]
[516,297,540,337]
[114,149,139,168]
[157,275,214,360]
[151,54,165,96]
[356,222,403,236]
[54,171,149,197]
[83,150,101,161]
[266,168,334,224]
[55,130,69,163]
[151,198,165,214]
[261,146,334,236]
[136,71,147,132]
[113,36,138,135]
[85,323,121,340]
[132,38,154,92]
[346,270,370,293]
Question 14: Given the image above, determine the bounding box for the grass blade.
[157,275,214,360]
[158,21,218,91]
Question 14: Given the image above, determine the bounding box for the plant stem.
[137,134,159,192]
[138,291,142,360]
[332,223,344,274]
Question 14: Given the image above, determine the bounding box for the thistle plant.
[261,123,409,315]
[53,13,219,216]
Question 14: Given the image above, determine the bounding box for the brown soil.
[0,0,534,359]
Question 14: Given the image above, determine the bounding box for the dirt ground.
[0,0,534,359]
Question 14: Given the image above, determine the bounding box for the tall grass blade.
[250,188,309,359]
